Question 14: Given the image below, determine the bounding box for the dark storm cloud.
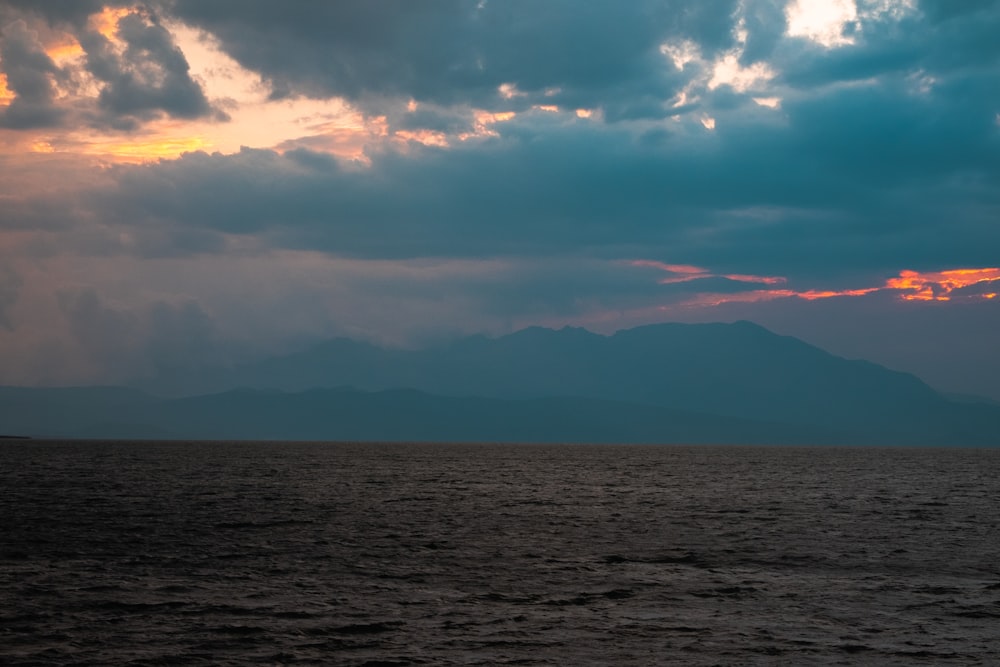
[0,19,64,128]
[0,2,223,131]
[76,66,998,281]
[740,0,787,64]
[0,0,110,27]
[121,0,995,275]
[159,0,738,115]
[77,11,222,129]
[392,106,479,134]
[2,4,996,279]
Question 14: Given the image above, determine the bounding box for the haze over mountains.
[3,322,998,445]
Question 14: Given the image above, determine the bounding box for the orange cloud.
[46,38,84,63]
[90,6,134,42]
[0,74,12,105]
[885,268,1000,301]
[79,136,211,162]
[630,260,704,274]
[629,259,786,286]
[458,110,517,141]
[632,260,1000,308]
[793,287,880,300]
[394,129,449,148]
[724,273,786,286]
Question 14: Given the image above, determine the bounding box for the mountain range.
[3,321,998,445]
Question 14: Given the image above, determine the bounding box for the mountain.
[138,321,995,444]
[4,321,997,445]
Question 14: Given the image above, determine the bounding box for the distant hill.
[135,321,998,445]
[3,322,998,445]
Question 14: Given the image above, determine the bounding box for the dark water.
[2,441,999,665]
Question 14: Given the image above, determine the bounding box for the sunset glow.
[885,268,1000,301]
[0,71,11,102]
[45,39,84,63]
[91,6,134,41]
[0,1,997,401]
[633,261,1000,305]
[394,129,450,148]
[81,136,212,162]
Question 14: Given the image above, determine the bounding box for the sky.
[0,0,998,400]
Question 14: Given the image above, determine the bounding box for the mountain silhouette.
[138,321,990,444]
[4,322,997,445]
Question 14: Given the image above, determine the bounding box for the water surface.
[2,441,999,665]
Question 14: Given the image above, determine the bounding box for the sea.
[2,440,999,666]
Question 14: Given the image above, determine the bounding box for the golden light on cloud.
[45,38,84,63]
[394,129,449,148]
[273,112,389,163]
[726,274,787,286]
[630,260,785,287]
[0,73,12,105]
[575,109,593,119]
[793,287,880,300]
[81,135,212,163]
[115,17,383,162]
[90,6,134,42]
[630,260,710,275]
[459,110,517,141]
[886,268,1000,301]
[487,111,516,123]
[633,260,1000,307]
[535,105,560,112]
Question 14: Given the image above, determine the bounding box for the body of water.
[2,441,999,665]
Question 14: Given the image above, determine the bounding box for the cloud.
[886,268,1000,301]
[78,10,222,128]
[918,0,1000,24]
[0,19,64,128]
[0,0,111,27]
[0,3,224,133]
[740,0,788,64]
[3,80,994,285]
[162,0,741,116]
[776,0,1000,87]
[55,85,992,280]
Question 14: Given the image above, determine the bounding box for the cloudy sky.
[1,0,998,399]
